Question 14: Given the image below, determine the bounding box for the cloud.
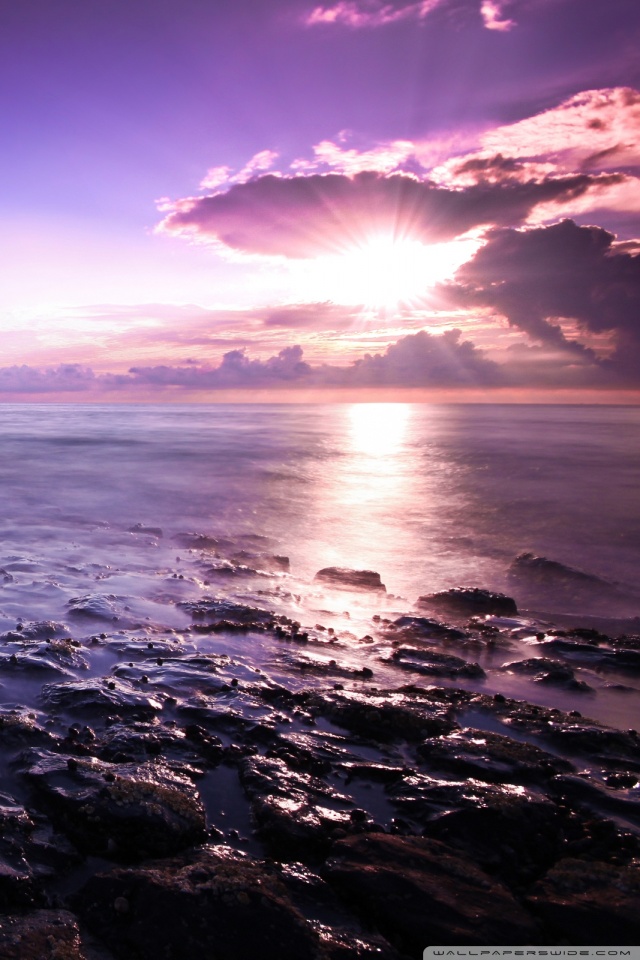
[340,328,503,384]
[447,218,640,375]
[303,0,517,29]
[159,169,623,259]
[199,149,279,192]
[479,87,640,174]
[0,364,96,393]
[304,0,442,28]
[127,345,312,388]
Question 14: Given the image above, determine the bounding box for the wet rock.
[231,551,290,573]
[21,750,206,860]
[128,523,163,537]
[499,656,592,690]
[112,656,228,697]
[178,597,276,630]
[0,652,75,677]
[549,773,640,827]
[386,647,485,678]
[308,690,456,742]
[417,587,518,617]
[416,727,574,785]
[0,707,56,747]
[67,594,121,620]
[40,677,165,719]
[324,834,538,951]
[276,861,400,959]
[388,615,468,641]
[507,553,630,612]
[0,910,85,960]
[418,784,563,886]
[74,846,323,960]
[314,568,386,593]
[0,620,69,641]
[239,755,353,855]
[94,719,223,768]
[528,858,640,945]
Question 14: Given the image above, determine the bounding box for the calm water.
[0,403,637,608]
[0,402,639,727]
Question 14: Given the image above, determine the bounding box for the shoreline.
[1,571,640,957]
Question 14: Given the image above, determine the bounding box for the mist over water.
[0,402,638,617]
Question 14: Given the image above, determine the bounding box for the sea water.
[0,402,639,727]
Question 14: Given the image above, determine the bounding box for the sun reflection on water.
[347,403,410,458]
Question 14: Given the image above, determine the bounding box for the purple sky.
[2,0,640,399]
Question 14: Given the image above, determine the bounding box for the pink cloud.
[158,169,624,259]
[480,87,640,172]
[304,0,442,28]
[480,0,515,30]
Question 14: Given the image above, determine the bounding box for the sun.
[294,233,477,311]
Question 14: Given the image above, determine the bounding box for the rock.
[40,677,165,719]
[416,727,574,785]
[74,846,323,960]
[387,648,485,678]
[178,597,276,631]
[314,567,386,592]
[128,523,163,537]
[21,750,206,860]
[308,689,456,742]
[0,910,85,960]
[389,616,468,641]
[67,594,121,619]
[528,858,640,945]
[417,587,518,617]
[499,656,592,690]
[324,834,538,951]
[239,755,353,855]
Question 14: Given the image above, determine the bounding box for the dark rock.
[0,707,57,747]
[314,567,386,592]
[417,587,518,617]
[499,656,592,690]
[67,594,121,619]
[309,690,456,742]
[528,858,640,945]
[178,597,276,630]
[387,647,485,678]
[40,677,165,719]
[324,834,538,951]
[0,910,85,960]
[239,755,353,855]
[390,616,468,641]
[74,846,323,960]
[417,727,574,785]
[21,750,206,860]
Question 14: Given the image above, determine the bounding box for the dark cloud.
[160,171,623,258]
[447,218,640,376]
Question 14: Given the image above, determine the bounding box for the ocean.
[0,402,639,727]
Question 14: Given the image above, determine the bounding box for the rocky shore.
[1,550,640,959]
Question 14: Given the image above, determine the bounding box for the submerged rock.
[314,567,386,592]
[417,587,518,617]
[67,594,121,620]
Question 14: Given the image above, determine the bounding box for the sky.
[2,0,640,400]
